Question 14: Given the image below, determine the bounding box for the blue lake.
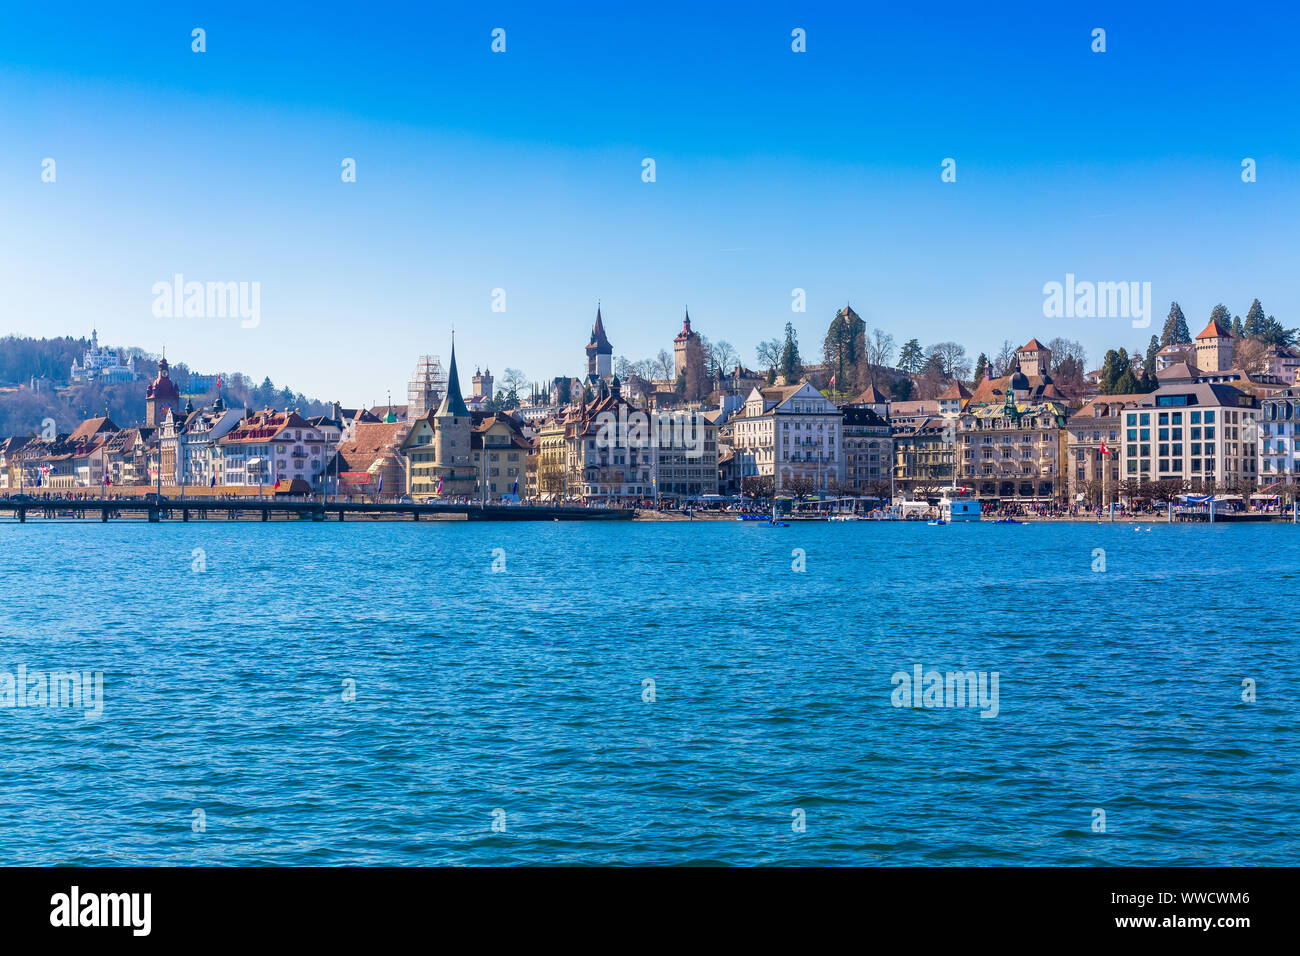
[0,519,1296,865]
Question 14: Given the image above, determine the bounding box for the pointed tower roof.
[675,308,696,343]
[1196,316,1232,340]
[435,338,470,417]
[586,305,612,356]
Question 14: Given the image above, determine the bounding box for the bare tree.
[711,339,738,376]
[992,339,1016,376]
[1045,337,1087,375]
[501,368,529,398]
[655,349,674,380]
[1235,336,1270,374]
[755,338,782,373]
[866,329,896,368]
[923,342,971,381]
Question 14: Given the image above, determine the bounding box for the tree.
[1099,348,1130,394]
[779,322,802,383]
[1257,315,1298,347]
[991,339,1017,376]
[890,377,914,401]
[755,338,782,375]
[897,339,924,374]
[923,342,971,381]
[654,349,674,380]
[1232,315,1244,338]
[1142,335,1159,391]
[972,352,988,384]
[711,340,738,378]
[1209,303,1232,330]
[1244,298,1266,338]
[1046,338,1087,376]
[866,329,896,370]
[1114,368,1142,395]
[1161,302,1191,346]
[822,309,864,391]
[501,368,528,399]
[1234,336,1270,374]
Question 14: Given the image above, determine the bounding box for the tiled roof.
[1196,317,1231,339]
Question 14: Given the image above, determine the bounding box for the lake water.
[1,519,1296,865]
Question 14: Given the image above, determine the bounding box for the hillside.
[0,335,331,437]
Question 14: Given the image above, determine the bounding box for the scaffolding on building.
[408,355,446,421]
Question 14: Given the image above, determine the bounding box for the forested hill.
[0,335,330,437]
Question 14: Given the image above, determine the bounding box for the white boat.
[938,487,982,522]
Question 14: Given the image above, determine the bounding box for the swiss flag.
[1100,441,1111,458]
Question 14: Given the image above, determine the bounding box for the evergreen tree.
[1099,348,1130,394]
[1142,335,1159,391]
[1244,298,1266,338]
[1114,368,1141,394]
[898,338,924,374]
[779,322,802,384]
[972,352,989,384]
[1232,315,1244,337]
[1161,302,1190,346]
[1209,303,1232,329]
[1257,314,1299,347]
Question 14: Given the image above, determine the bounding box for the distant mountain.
[0,335,331,437]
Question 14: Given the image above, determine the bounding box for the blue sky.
[2,1,1297,402]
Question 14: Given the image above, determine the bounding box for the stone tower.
[1195,316,1234,372]
[434,339,472,483]
[472,366,493,400]
[586,306,613,380]
[673,310,702,377]
[145,355,181,427]
[1015,338,1052,379]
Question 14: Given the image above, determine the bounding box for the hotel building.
[1119,383,1258,486]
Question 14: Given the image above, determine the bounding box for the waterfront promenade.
[0,495,632,523]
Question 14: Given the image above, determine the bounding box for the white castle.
[70,329,137,384]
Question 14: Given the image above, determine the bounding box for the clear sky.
[2,1,1297,403]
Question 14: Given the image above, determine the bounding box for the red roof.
[1196,317,1232,340]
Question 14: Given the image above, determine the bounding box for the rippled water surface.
[1,519,1296,865]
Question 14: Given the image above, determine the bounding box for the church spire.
[436,336,470,417]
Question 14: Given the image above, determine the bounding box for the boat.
[991,517,1022,524]
[938,487,982,523]
[927,519,947,526]
[827,514,860,522]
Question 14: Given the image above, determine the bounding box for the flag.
[435,476,444,496]
[511,478,518,495]
[1100,441,1111,458]
[103,471,111,487]
[215,374,223,389]
[376,473,383,494]
[828,372,837,389]
[210,474,216,487]
[274,474,282,490]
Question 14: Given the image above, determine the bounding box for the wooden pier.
[0,496,633,524]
